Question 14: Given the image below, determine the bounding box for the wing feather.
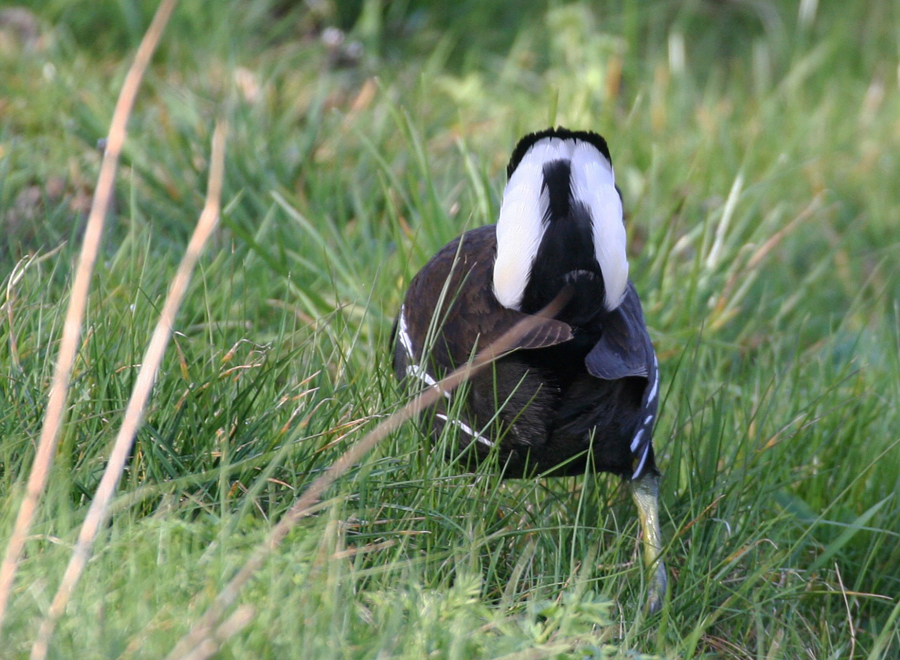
[402,226,573,374]
[584,282,658,479]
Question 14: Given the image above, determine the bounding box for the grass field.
[2,1,900,658]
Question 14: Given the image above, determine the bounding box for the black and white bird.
[392,127,666,612]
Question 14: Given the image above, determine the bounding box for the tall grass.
[1,0,899,658]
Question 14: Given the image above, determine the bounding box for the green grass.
[2,0,900,657]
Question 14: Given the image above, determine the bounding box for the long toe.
[645,560,667,614]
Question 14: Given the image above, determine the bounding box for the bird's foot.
[630,472,667,615]
[645,559,667,614]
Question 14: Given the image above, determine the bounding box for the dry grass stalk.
[0,0,180,630]
[28,120,227,660]
[163,292,572,660]
[175,606,255,660]
[711,193,824,320]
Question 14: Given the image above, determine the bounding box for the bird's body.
[393,128,667,612]
[395,224,658,479]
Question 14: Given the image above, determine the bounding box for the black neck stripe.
[542,159,571,221]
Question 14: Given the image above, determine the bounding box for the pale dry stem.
[176,606,255,660]
[0,0,180,631]
[28,120,226,660]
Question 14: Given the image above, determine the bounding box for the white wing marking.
[436,413,494,447]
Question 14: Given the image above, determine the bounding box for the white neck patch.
[569,141,628,310]
[492,136,629,311]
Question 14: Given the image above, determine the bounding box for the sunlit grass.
[2,1,900,658]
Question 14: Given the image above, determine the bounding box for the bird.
[392,127,666,613]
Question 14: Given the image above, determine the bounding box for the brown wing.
[402,225,572,373]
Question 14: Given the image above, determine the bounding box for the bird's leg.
[630,471,667,613]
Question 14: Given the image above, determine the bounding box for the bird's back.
[393,225,656,479]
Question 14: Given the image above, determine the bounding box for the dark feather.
[585,282,652,381]
[402,226,573,370]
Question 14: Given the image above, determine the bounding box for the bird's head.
[492,128,628,318]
